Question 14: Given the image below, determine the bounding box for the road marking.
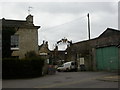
[34,74,109,88]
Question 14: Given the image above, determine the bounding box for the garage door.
[96,46,119,71]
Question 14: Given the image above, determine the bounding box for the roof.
[72,28,120,45]
[98,28,120,38]
[1,18,40,29]
[71,37,96,46]
[39,44,50,53]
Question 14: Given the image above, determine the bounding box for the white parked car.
[57,61,77,72]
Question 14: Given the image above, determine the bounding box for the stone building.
[38,41,68,65]
[37,27,120,71]
[2,15,40,59]
[66,28,120,71]
[51,45,67,65]
[38,41,50,60]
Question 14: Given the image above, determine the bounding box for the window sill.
[11,48,19,51]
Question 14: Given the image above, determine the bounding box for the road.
[2,71,119,88]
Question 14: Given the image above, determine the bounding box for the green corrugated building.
[96,45,120,71]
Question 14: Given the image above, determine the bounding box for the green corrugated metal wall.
[96,46,119,71]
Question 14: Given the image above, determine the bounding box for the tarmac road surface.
[2,71,119,88]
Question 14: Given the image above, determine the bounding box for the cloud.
[0,2,118,50]
[34,12,80,28]
[0,2,28,19]
[29,2,118,14]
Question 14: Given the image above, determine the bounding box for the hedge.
[2,57,44,79]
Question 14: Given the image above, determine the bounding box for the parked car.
[57,61,77,72]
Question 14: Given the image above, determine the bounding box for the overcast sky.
[0,0,119,50]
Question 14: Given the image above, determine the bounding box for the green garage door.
[96,46,119,71]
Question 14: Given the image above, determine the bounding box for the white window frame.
[11,34,19,50]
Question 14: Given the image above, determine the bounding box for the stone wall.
[12,27,39,59]
[66,30,120,71]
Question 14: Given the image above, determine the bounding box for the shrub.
[2,57,44,79]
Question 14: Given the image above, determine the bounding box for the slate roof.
[1,18,40,29]
[98,28,120,38]
[70,28,120,47]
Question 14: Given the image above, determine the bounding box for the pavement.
[97,75,120,82]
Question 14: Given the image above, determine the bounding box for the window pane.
[11,35,19,49]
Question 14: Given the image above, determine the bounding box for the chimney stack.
[26,14,33,24]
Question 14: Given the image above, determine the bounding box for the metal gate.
[96,46,119,71]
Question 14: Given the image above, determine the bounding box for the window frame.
[10,34,19,50]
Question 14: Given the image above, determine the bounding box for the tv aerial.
[28,6,33,15]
